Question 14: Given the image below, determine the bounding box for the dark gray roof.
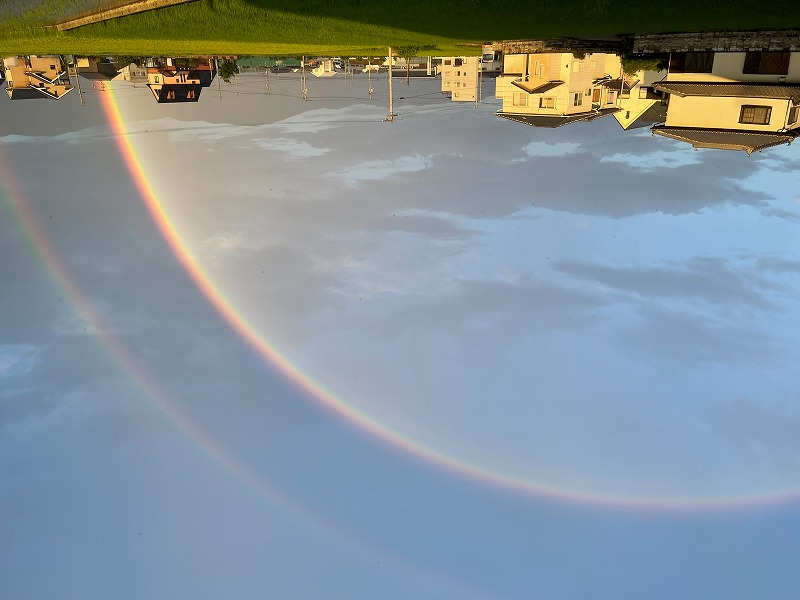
[6,87,50,100]
[149,83,203,103]
[626,102,668,129]
[602,78,636,92]
[496,108,619,128]
[651,125,797,154]
[653,82,800,100]
[511,79,564,94]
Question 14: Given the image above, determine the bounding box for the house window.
[739,105,772,125]
[789,105,799,126]
[573,92,582,106]
[669,52,714,73]
[572,61,584,72]
[166,90,175,100]
[454,58,463,67]
[539,97,555,108]
[154,76,160,83]
[187,89,196,99]
[50,64,56,70]
[591,61,597,70]
[512,92,527,107]
[586,88,591,96]
[743,51,790,75]
[444,60,451,65]
[607,91,615,103]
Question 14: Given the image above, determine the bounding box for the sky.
[2,71,800,599]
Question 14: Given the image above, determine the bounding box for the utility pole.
[387,47,394,122]
[475,57,479,109]
[217,58,221,100]
[74,62,84,106]
[301,56,308,101]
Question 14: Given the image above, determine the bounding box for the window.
[187,89,196,99]
[572,61,585,73]
[669,52,714,73]
[789,105,799,126]
[607,91,615,104]
[586,88,592,96]
[154,76,160,83]
[539,97,555,109]
[743,51,790,75]
[739,105,772,125]
[444,60,451,65]
[591,61,597,70]
[512,92,527,107]
[573,92,582,107]
[166,90,175,100]
[454,58,463,67]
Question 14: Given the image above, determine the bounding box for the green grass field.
[1,0,799,56]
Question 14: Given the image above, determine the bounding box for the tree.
[218,59,239,83]
[395,45,420,85]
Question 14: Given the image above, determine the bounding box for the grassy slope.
[1,0,799,55]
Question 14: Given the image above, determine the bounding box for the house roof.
[627,102,668,129]
[6,86,50,99]
[653,82,800,101]
[5,85,72,100]
[149,83,203,103]
[78,60,119,80]
[496,107,619,128]
[651,126,797,154]
[511,79,563,94]
[602,78,636,92]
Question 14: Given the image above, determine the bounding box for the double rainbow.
[3,83,798,514]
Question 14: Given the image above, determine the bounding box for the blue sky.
[2,72,800,599]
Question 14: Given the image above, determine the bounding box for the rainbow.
[1,134,493,596]
[3,83,798,514]
[95,85,800,513]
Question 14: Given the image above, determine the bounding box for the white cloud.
[600,149,702,170]
[521,141,581,158]
[0,344,38,378]
[336,154,432,186]
[253,137,329,157]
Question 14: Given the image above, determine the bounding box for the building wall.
[666,51,800,83]
[28,55,63,79]
[496,52,621,116]
[664,95,793,130]
[440,57,479,101]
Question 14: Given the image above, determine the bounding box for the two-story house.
[651,50,800,153]
[495,52,622,127]
[439,56,480,102]
[3,55,73,100]
[145,57,215,103]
